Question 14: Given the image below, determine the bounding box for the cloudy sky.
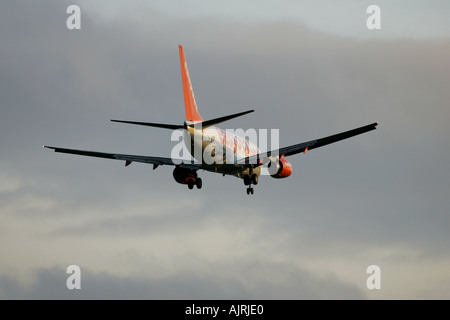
[1,0,449,299]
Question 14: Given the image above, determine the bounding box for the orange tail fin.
[179,45,203,122]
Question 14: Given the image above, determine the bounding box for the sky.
[0,0,449,299]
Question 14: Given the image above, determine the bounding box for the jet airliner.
[45,45,378,195]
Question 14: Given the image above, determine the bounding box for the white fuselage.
[184,125,261,178]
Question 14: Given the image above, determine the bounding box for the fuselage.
[184,125,262,178]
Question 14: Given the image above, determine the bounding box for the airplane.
[44,45,378,195]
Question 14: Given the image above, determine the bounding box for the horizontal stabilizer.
[111,120,184,130]
[194,109,254,129]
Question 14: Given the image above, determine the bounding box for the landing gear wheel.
[188,180,194,189]
[196,178,202,189]
[243,175,250,186]
[246,187,254,195]
[251,174,258,185]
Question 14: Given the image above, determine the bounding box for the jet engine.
[269,158,292,178]
[173,167,202,189]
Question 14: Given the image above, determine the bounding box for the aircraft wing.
[241,122,379,165]
[43,146,202,170]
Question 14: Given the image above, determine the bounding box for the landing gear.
[244,174,258,186]
[188,177,202,190]
[244,170,258,195]
[195,178,202,189]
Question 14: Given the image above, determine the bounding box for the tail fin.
[179,45,203,122]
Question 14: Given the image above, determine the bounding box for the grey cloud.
[0,264,366,299]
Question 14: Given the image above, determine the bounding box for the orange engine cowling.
[269,158,293,179]
[173,167,197,184]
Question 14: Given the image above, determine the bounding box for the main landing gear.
[243,173,258,195]
[187,177,202,190]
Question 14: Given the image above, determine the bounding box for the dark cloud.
[0,264,365,299]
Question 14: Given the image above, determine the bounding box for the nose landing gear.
[243,172,258,195]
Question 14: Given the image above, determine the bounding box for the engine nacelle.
[173,167,197,184]
[269,158,293,179]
